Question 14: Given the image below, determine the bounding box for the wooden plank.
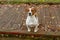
[0,4,60,36]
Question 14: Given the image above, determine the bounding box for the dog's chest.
[26,16,38,25]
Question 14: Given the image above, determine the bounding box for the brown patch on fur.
[31,7,37,15]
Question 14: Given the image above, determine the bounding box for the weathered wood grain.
[0,4,60,35]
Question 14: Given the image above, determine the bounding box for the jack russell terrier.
[25,7,39,32]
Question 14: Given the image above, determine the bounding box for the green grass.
[0,0,60,4]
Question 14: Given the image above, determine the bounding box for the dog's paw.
[34,28,38,32]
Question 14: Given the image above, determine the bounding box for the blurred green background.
[10,0,60,3]
[0,0,60,4]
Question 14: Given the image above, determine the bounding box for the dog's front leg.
[27,25,31,32]
[34,25,39,32]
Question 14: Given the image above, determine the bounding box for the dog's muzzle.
[29,13,32,16]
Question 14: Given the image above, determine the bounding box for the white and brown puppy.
[25,7,39,32]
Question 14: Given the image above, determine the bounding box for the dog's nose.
[29,13,32,16]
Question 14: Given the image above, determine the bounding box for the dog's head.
[25,7,37,16]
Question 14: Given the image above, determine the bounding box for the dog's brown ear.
[31,7,37,15]
[33,8,36,13]
[32,7,37,12]
[24,4,30,12]
[25,8,29,13]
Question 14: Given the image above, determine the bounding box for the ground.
[0,4,60,40]
[0,4,60,36]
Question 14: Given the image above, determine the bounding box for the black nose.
[29,13,31,16]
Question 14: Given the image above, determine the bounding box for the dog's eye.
[27,9,29,12]
[31,10,34,12]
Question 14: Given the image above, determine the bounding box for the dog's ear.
[32,7,37,12]
[25,8,29,13]
[32,7,39,16]
[24,4,30,12]
[31,7,37,15]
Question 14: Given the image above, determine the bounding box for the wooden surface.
[0,4,60,36]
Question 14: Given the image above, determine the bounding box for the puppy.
[25,7,39,32]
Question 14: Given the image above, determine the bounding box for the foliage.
[0,0,60,4]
